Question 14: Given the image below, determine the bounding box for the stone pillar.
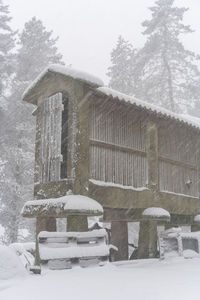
[165,224,175,230]
[146,120,158,191]
[111,221,128,261]
[35,217,56,265]
[137,220,157,259]
[191,224,200,232]
[67,215,88,232]
[137,120,159,259]
[70,89,92,232]
[35,217,46,266]
[46,217,57,231]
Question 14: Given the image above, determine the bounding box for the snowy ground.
[1,257,200,300]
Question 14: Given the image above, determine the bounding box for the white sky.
[6,0,200,84]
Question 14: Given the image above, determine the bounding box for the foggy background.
[6,0,200,83]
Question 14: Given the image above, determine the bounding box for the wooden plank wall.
[40,93,63,183]
[89,101,147,187]
[158,123,199,197]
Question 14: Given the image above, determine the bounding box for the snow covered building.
[23,65,200,261]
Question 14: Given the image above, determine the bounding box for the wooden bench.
[38,229,117,269]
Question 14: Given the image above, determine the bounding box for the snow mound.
[194,215,200,223]
[23,64,104,100]
[97,87,200,130]
[10,242,35,255]
[9,243,35,268]
[183,249,199,259]
[142,207,170,219]
[0,245,27,280]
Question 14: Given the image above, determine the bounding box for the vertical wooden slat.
[40,93,63,183]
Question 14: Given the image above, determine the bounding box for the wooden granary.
[23,64,200,261]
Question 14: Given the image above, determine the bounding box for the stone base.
[191,224,200,232]
[35,217,56,265]
[111,221,128,261]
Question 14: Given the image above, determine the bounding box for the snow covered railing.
[38,229,117,269]
[158,228,200,259]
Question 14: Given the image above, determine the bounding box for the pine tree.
[0,0,16,243]
[16,17,63,85]
[107,36,136,95]
[133,0,200,112]
[0,17,64,243]
[0,0,15,99]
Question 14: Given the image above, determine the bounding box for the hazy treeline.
[1,0,200,244]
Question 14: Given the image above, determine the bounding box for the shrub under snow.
[0,245,27,280]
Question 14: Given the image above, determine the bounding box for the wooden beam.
[159,156,197,171]
[89,181,200,215]
[90,139,146,157]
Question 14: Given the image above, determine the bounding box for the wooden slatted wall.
[89,101,147,187]
[158,123,199,197]
[40,93,63,183]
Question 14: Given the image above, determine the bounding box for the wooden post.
[111,221,128,261]
[34,106,42,185]
[192,140,200,232]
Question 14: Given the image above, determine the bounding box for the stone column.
[68,88,92,232]
[137,120,159,259]
[146,120,159,191]
[35,217,46,266]
[35,217,56,265]
[67,215,88,232]
[46,217,57,231]
[138,220,157,259]
[191,224,200,232]
[111,221,128,261]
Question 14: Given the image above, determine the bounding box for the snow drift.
[0,245,27,280]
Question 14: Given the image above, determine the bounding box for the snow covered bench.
[38,229,117,269]
[158,228,200,259]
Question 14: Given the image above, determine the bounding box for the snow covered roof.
[22,195,103,218]
[96,87,200,131]
[23,64,104,101]
[23,64,200,131]
[142,207,170,221]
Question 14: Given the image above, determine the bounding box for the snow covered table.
[21,194,104,266]
[22,195,103,218]
[142,207,170,222]
[38,229,117,269]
